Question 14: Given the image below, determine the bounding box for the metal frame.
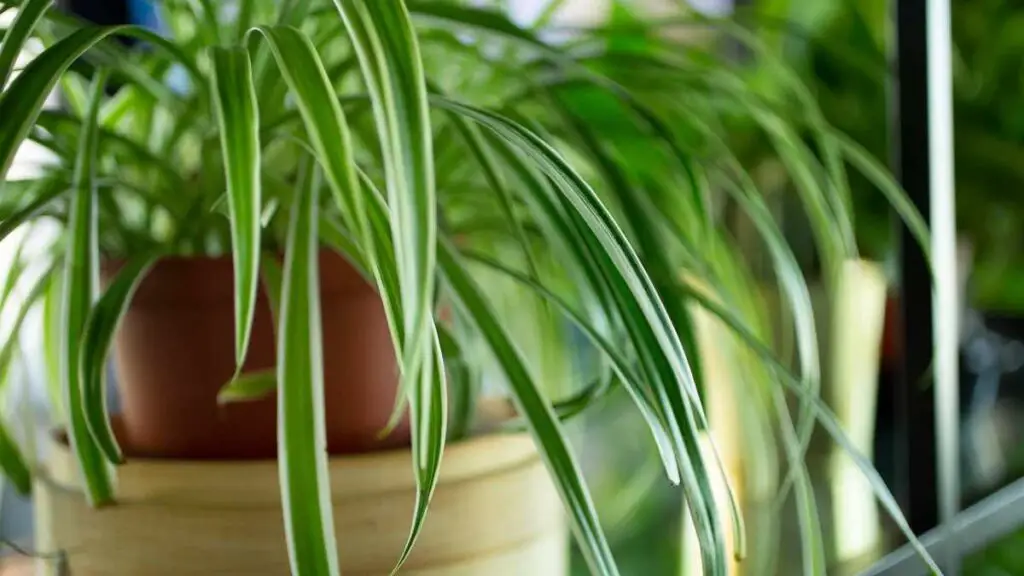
[863,476,1024,575]
[892,0,959,542]
[892,0,939,534]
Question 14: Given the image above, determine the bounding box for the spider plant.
[0,0,937,574]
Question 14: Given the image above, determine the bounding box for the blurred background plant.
[749,0,1024,310]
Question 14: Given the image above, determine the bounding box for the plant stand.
[35,432,567,575]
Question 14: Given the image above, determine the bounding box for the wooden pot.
[34,431,567,575]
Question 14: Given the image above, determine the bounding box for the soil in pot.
[103,250,408,459]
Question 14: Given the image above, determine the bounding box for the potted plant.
[0,0,939,574]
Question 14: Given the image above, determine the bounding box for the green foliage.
[753,0,1024,310]
[0,0,939,573]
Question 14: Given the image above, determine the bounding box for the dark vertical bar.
[63,0,131,28]
[892,0,940,534]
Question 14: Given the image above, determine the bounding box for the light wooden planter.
[35,432,567,575]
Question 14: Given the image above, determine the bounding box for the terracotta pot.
[103,251,407,459]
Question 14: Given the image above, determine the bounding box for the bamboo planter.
[35,431,567,575]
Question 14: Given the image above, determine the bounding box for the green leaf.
[338,177,447,575]
[440,94,542,286]
[234,0,254,42]
[460,248,678,474]
[246,26,367,244]
[773,370,941,574]
[434,97,728,574]
[713,168,821,501]
[79,252,158,464]
[0,422,30,496]
[260,253,284,333]
[0,236,28,310]
[193,0,221,44]
[773,392,826,575]
[0,0,52,90]
[61,68,114,506]
[42,272,64,426]
[438,240,619,576]
[649,99,822,506]
[0,177,67,244]
[834,131,932,264]
[217,369,276,405]
[210,46,262,378]
[0,25,130,182]
[246,28,404,367]
[0,264,56,495]
[277,159,339,576]
[245,26,410,440]
[333,0,437,389]
[395,324,447,574]
[34,111,187,195]
[546,92,709,404]
[438,322,476,441]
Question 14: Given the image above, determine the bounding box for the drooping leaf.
[333,0,437,391]
[61,68,114,505]
[434,96,728,574]
[217,369,276,405]
[245,26,409,440]
[440,95,541,285]
[79,252,158,463]
[342,173,448,575]
[210,46,261,378]
[438,240,619,576]
[834,131,931,263]
[277,159,339,576]
[0,18,200,180]
[460,248,671,446]
[481,130,683,484]
[394,324,447,574]
[246,27,367,245]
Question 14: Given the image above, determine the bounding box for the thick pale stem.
[826,259,887,562]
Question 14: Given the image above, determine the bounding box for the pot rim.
[43,399,520,503]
